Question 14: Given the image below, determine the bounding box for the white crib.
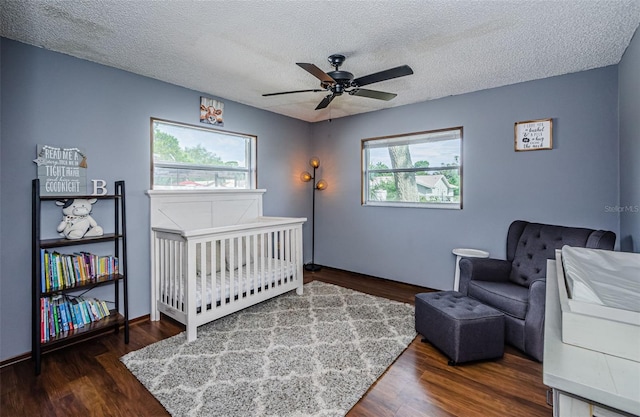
[147,189,306,341]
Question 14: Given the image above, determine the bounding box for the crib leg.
[150,301,160,321]
[186,325,197,342]
[296,284,303,295]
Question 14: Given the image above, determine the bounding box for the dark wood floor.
[1,267,552,417]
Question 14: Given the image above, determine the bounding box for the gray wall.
[0,38,312,361]
[619,27,640,253]
[0,36,630,362]
[310,66,621,289]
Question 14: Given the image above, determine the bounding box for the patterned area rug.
[121,281,416,417]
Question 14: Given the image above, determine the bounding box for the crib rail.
[150,217,305,341]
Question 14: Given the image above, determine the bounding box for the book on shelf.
[69,298,85,329]
[39,249,119,292]
[40,250,46,293]
[40,295,113,342]
[59,298,69,333]
[53,298,60,337]
[66,298,76,331]
[78,299,89,325]
[87,299,101,321]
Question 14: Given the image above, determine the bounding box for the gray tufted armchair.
[458,220,615,361]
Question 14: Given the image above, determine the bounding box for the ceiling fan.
[263,54,413,110]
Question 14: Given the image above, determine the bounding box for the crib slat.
[168,240,173,308]
[252,234,259,290]
[180,240,185,311]
[244,235,249,296]
[172,240,178,310]
[295,227,301,275]
[207,240,214,312]
[168,239,174,308]
[268,232,273,289]
[229,238,236,300]
[273,231,277,287]
[237,236,244,299]
[283,228,288,283]
[281,229,286,284]
[260,233,266,291]
[179,240,185,312]
[198,241,204,312]
[236,236,241,299]
[285,228,291,283]
[174,240,179,310]
[163,239,168,306]
[220,238,226,306]
[277,231,281,286]
[283,229,288,283]
[290,228,294,279]
[174,240,180,310]
[165,239,171,306]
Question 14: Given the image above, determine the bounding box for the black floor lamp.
[301,156,327,272]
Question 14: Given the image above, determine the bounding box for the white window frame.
[362,127,463,209]
[151,118,257,190]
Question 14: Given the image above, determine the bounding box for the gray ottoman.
[415,291,505,365]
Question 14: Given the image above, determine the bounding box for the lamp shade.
[309,156,320,169]
[315,179,328,190]
[300,171,312,182]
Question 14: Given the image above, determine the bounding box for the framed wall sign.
[514,118,553,151]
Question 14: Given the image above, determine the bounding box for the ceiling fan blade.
[352,65,413,87]
[350,88,397,101]
[262,89,324,97]
[315,94,335,110]
[297,63,336,84]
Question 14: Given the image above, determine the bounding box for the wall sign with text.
[33,145,87,196]
[514,118,553,151]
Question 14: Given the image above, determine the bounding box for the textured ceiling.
[2,0,639,122]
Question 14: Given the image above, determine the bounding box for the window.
[151,119,256,190]
[362,127,462,209]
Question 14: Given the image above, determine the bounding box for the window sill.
[363,201,461,210]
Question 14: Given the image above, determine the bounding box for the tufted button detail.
[527,253,533,259]
[535,268,541,274]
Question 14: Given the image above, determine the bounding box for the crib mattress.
[161,258,297,310]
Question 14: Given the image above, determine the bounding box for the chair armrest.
[524,278,547,362]
[458,258,512,295]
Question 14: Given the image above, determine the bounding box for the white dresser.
[543,259,640,417]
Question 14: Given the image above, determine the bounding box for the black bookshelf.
[32,179,129,375]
